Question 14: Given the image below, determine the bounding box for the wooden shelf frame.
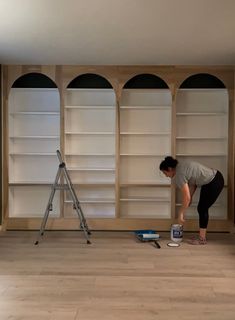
[2,65,234,231]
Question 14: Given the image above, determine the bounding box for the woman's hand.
[178,211,185,225]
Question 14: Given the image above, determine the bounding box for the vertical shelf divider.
[115,96,121,219]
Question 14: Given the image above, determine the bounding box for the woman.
[159,156,224,245]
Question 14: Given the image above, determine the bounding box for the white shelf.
[70,182,115,186]
[176,137,227,140]
[9,181,54,186]
[120,153,170,156]
[120,132,170,135]
[120,183,171,187]
[65,105,115,109]
[65,199,115,204]
[120,197,170,202]
[9,152,57,156]
[65,153,115,156]
[65,132,115,135]
[176,154,227,157]
[10,111,60,115]
[176,112,226,116]
[120,106,171,109]
[67,167,115,172]
[9,136,59,139]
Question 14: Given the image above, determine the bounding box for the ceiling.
[0,0,235,65]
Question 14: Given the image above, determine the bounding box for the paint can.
[170,224,183,243]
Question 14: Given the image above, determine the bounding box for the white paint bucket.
[170,224,183,243]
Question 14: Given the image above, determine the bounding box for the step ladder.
[35,150,91,245]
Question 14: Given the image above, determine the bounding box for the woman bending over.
[159,156,224,245]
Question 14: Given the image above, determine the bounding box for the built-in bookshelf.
[64,74,116,218]
[119,74,172,218]
[175,75,228,220]
[8,74,60,217]
[3,67,233,231]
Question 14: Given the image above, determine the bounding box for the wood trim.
[0,65,2,226]
[115,97,120,218]
[55,66,65,219]
[2,66,9,225]
[4,217,232,232]
[227,87,235,222]
[171,83,177,219]
[233,70,235,225]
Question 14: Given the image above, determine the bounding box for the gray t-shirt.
[174,161,216,188]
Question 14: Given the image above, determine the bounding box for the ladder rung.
[53,184,69,190]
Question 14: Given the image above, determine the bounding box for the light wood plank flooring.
[0,230,234,320]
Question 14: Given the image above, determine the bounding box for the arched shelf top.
[123,74,169,89]
[12,72,57,88]
[67,73,113,89]
[179,73,226,89]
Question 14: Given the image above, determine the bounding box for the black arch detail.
[123,74,169,89]
[180,73,225,89]
[67,73,112,88]
[12,72,57,88]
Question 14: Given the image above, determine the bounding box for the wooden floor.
[0,230,235,320]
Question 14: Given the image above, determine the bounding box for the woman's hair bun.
[159,156,178,171]
[165,156,174,161]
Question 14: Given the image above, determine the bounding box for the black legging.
[197,171,224,229]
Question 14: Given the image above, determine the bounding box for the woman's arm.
[178,183,191,224]
[189,185,197,205]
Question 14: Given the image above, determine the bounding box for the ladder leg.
[63,167,91,244]
[73,202,91,244]
[34,167,62,245]
[57,149,89,232]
